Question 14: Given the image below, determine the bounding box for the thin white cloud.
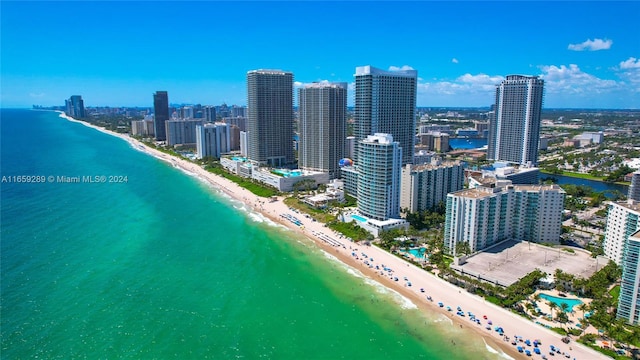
[29,92,45,98]
[294,81,304,87]
[388,65,415,71]
[452,58,459,64]
[620,57,640,70]
[568,38,612,51]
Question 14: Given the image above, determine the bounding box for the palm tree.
[533,293,541,307]
[578,303,589,322]
[548,301,558,320]
[560,302,569,320]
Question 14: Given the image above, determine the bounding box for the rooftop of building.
[610,200,640,213]
[407,160,461,172]
[354,65,417,77]
[452,183,564,199]
[303,81,348,89]
[247,69,292,75]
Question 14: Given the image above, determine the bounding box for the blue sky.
[1,1,639,109]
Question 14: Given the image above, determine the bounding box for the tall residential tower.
[488,75,544,165]
[298,82,347,179]
[153,91,170,141]
[246,69,294,167]
[617,230,640,325]
[357,133,402,221]
[354,66,417,166]
[65,95,85,118]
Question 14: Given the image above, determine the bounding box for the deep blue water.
[449,138,487,150]
[541,174,628,195]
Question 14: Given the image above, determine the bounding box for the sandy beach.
[60,112,610,360]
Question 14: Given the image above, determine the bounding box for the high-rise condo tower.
[354,65,417,166]
[488,75,544,165]
[246,69,294,167]
[298,82,347,179]
[153,91,170,141]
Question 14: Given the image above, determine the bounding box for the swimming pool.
[273,169,302,177]
[401,248,427,259]
[539,293,583,312]
[350,214,367,223]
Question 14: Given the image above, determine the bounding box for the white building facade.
[444,183,565,255]
[165,119,203,146]
[603,200,640,265]
[400,159,465,213]
[196,122,231,159]
[357,133,402,221]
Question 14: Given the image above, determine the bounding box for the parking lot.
[451,240,607,287]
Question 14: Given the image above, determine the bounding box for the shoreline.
[57,112,609,360]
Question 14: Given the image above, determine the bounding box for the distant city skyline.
[1,2,639,109]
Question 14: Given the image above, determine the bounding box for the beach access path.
[60,113,610,360]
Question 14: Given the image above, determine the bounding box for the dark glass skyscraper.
[298,82,347,179]
[153,91,169,141]
[488,75,544,165]
[354,65,417,166]
[65,95,85,118]
[246,69,294,167]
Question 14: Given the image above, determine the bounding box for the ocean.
[1,109,502,359]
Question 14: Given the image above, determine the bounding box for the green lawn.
[540,169,631,186]
[609,285,621,303]
[205,166,278,197]
[541,169,604,181]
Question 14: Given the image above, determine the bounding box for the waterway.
[541,173,628,195]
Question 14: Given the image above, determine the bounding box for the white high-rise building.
[357,133,402,221]
[444,183,565,255]
[246,69,294,167]
[603,201,640,265]
[240,131,248,157]
[131,119,154,137]
[196,122,231,159]
[354,65,417,166]
[181,106,194,119]
[488,75,544,165]
[165,119,203,146]
[400,159,465,213]
[617,230,640,325]
[298,82,347,180]
[203,106,217,122]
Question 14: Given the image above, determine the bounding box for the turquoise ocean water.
[1,109,502,359]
